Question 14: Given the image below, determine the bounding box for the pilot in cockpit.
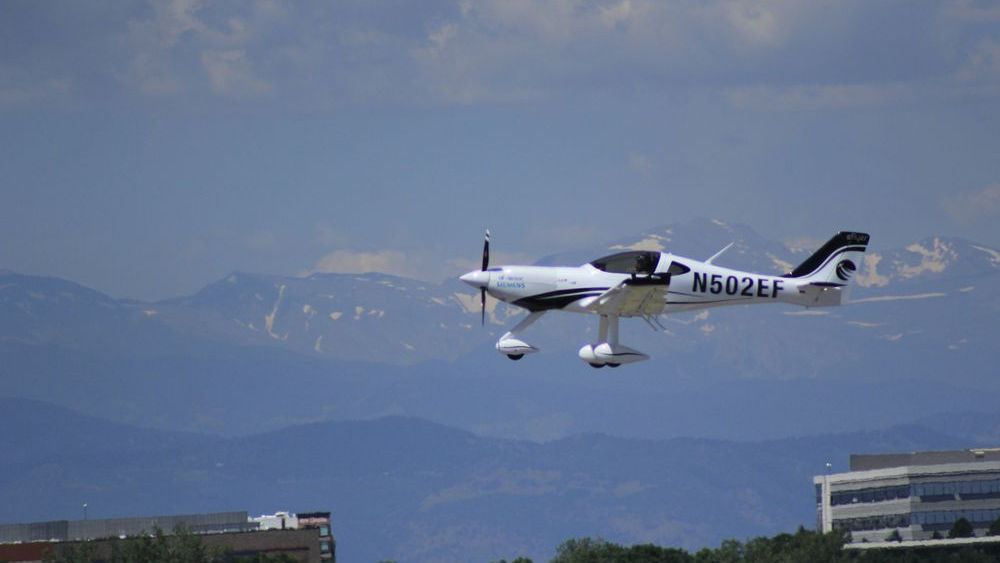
[635,253,653,275]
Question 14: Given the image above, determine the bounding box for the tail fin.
[785,232,870,285]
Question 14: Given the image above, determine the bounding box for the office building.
[815,448,1000,543]
[0,509,334,562]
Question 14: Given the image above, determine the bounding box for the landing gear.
[578,314,649,367]
[495,311,544,360]
[589,363,605,369]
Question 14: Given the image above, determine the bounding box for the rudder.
[785,231,870,285]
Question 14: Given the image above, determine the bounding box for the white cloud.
[308,249,411,277]
[119,0,278,98]
[119,0,205,94]
[0,73,70,106]
[306,248,476,283]
[946,0,1000,23]
[725,82,911,111]
[244,230,277,252]
[445,250,535,274]
[200,49,270,98]
[5,1,998,110]
[784,236,824,253]
[406,0,826,104]
[943,182,1000,222]
[628,153,654,175]
[722,2,781,46]
[955,39,1000,95]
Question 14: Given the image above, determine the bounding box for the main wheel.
[588,363,605,369]
[507,354,524,361]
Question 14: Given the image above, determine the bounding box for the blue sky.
[1,0,998,300]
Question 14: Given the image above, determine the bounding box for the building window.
[832,513,911,532]
[320,541,331,553]
[319,525,329,537]
[912,509,1000,526]
[915,479,1000,502]
[830,485,910,506]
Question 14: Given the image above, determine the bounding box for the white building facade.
[814,448,1000,543]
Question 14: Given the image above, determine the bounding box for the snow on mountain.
[2,220,996,370]
[1,220,996,440]
[155,272,487,363]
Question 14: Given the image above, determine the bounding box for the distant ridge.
[0,219,997,442]
[0,399,991,563]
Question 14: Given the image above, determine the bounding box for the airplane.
[459,230,870,367]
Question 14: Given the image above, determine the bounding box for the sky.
[1,0,998,300]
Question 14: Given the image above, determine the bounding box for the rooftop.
[850,448,1000,472]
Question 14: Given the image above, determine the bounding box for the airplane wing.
[582,274,669,317]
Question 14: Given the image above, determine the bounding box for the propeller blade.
[481,229,490,271]
[480,229,490,325]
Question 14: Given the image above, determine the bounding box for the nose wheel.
[495,311,545,360]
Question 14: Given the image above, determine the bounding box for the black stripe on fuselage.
[512,287,609,312]
[624,274,670,286]
[527,287,611,299]
[666,296,755,305]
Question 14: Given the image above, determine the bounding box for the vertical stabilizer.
[785,232,870,286]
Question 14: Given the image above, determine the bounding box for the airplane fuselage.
[480,254,818,316]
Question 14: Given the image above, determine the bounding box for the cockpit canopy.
[589,251,661,275]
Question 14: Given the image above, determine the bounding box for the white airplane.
[460,230,870,367]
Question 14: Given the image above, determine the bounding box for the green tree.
[105,526,222,563]
[44,525,296,563]
[742,528,845,563]
[230,555,297,563]
[623,543,692,563]
[693,539,742,563]
[988,516,1000,536]
[949,517,975,539]
[884,529,902,542]
[43,542,96,563]
[551,537,621,563]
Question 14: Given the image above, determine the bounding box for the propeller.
[480,229,490,325]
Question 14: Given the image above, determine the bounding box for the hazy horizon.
[2,1,998,301]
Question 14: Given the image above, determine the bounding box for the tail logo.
[835,259,856,282]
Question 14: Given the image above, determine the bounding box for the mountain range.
[1,218,996,441]
[2,397,999,563]
[2,218,998,561]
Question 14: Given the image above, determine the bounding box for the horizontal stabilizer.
[799,283,846,307]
